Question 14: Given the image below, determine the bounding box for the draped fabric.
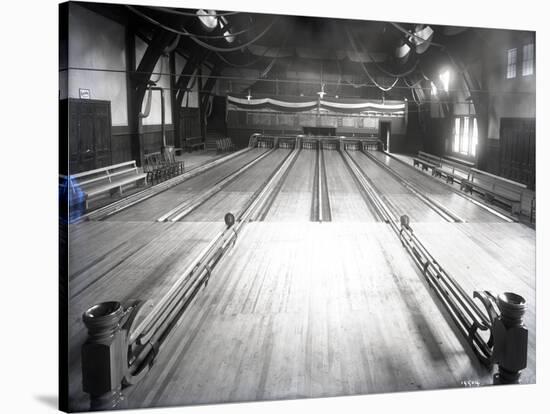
[245,45,386,63]
[227,94,406,116]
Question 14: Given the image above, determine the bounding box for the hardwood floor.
[67,148,536,411]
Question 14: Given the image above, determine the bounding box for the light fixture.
[316,83,326,99]
[395,42,411,60]
[413,25,434,54]
[219,16,235,43]
[246,90,252,101]
[196,9,218,31]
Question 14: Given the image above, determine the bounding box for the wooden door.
[93,102,112,168]
[500,118,535,189]
[67,99,112,173]
[179,108,200,140]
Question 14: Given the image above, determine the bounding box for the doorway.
[66,98,112,173]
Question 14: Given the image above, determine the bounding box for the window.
[439,70,450,92]
[453,117,478,157]
[430,81,437,96]
[460,117,470,153]
[472,118,478,157]
[453,118,460,152]
[506,48,517,79]
[522,43,534,76]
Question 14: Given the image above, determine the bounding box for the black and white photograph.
[5,0,547,413]
[56,1,540,412]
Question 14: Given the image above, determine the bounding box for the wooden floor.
[350,151,444,222]
[68,220,224,410]
[67,148,536,411]
[265,150,317,222]
[110,149,269,222]
[324,150,378,221]
[370,151,506,222]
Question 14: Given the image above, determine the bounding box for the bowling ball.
[224,212,235,228]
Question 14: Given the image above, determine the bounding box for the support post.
[81,302,127,411]
[492,293,528,384]
[169,51,179,149]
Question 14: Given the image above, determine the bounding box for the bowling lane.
[264,149,316,221]
[108,148,269,222]
[369,151,505,223]
[413,221,536,385]
[126,222,492,409]
[182,149,292,222]
[349,151,444,223]
[67,220,221,411]
[323,150,378,221]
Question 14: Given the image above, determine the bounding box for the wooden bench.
[434,158,472,185]
[444,155,475,168]
[461,168,527,214]
[412,151,442,173]
[69,161,147,210]
[216,137,235,152]
[184,137,205,152]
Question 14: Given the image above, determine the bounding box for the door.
[93,102,112,168]
[179,108,200,141]
[67,99,112,173]
[500,118,535,189]
[379,121,391,152]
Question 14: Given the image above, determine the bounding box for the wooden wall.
[63,97,176,171]
[499,118,535,188]
[111,125,175,163]
[227,106,407,149]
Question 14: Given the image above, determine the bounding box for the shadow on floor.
[34,394,58,410]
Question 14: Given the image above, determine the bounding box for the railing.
[80,146,301,410]
[341,149,528,384]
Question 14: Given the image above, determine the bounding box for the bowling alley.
[57,1,537,412]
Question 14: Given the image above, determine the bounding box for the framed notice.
[79,88,90,99]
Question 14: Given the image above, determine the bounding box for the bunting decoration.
[227,94,406,116]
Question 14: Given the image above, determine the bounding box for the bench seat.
[184,137,205,152]
[433,157,471,185]
[413,157,438,172]
[434,166,469,184]
[69,160,147,210]
[85,173,147,198]
[412,151,442,173]
[461,168,526,214]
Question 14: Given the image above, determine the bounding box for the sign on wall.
[79,88,91,99]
